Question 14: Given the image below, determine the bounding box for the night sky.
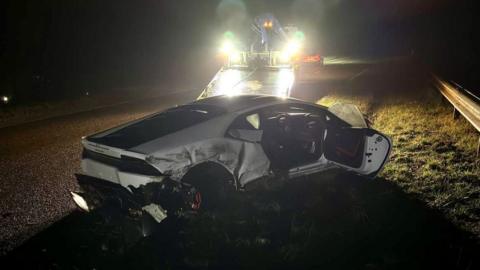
[1,0,478,102]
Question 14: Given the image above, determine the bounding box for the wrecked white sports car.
[72,95,391,222]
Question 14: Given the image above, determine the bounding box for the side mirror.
[228,129,263,143]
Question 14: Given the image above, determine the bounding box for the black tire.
[182,163,234,211]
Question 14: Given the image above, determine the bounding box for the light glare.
[229,52,242,63]
[220,40,234,54]
[285,40,301,54]
[276,69,294,97]
[280,40,302,62]
[218,69,242,96]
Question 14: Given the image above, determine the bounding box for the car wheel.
[182,163,233,211]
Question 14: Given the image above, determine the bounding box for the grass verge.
[318,90,480,237]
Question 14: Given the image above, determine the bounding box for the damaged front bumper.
[71,174,200,224]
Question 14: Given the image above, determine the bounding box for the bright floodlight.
[285,40,301,55]
[220,40,234,54]
[2,96,8,103]
[281,40,302,61]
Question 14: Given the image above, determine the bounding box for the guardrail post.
[477,136,480,157]
[452,107,459,120]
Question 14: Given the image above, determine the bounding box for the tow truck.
[198,14,305,99]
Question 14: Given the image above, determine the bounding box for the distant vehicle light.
[303,54,322,63]
[2,96,9,104]
[263,21,273,29]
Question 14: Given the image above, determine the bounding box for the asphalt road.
[0,89,200,253]
[1,59,478,269]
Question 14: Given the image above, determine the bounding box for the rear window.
[89,105,226,149]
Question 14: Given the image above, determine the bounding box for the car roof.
[191,95,315,113]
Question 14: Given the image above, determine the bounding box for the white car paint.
[81,155,165,190]
[80,95,391,193]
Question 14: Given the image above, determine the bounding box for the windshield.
[89,105,226,149]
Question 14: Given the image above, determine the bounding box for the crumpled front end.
[71,174,202,244]
[71,174,200,224]
[72,174,142,212]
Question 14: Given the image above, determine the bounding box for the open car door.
[324,127,391,177]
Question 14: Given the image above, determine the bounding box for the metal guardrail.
[434,76,480,156]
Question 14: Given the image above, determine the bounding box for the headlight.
[285,40,301,55]
[220,40,234,54]
[281,40,302,61]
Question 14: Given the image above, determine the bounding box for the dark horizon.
[1,0,479,103]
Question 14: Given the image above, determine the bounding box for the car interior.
[228,103,367,172]
[228,104,326,171]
